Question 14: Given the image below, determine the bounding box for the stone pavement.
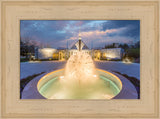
[94,61,140,80]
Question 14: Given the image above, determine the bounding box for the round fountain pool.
[37,69,122,99]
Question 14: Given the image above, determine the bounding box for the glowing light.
[60,76,64,79]
[122,58,132,64]
[64,51,98,84]
[37,68,122,99]
[93,75,97,77]
[38,48,57,59]
[28,61,41,63]
[102,94,113,99]
[37,33,123,99]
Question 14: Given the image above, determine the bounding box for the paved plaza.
[20,61,140,80]
[95,61,140,80]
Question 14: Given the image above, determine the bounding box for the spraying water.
[57,32,116,98]
[64,51,97,84]
[38,33,121,99]
[63,33,98,85]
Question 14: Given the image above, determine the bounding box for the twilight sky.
[20,20,140,49]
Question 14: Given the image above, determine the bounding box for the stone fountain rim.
[22,68,138,99]
[37,68,123,92]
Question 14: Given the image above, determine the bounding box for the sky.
[20,20,140,49]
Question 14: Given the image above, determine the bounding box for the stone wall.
[101,48,123,60]
[37,48,57,59]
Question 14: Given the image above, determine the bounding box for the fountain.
[37,33,122,99]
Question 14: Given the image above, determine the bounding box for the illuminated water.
[37,52,122,99]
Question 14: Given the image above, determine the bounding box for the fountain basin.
[37,68,122,99]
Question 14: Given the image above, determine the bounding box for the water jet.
[37,33,123,99]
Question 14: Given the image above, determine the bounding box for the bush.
[126,48,140,58]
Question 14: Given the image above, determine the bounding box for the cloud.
[102,20,140,39]
[20,20,140,48]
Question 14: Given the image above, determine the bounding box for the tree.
[104,44,115,49]
[20,37,36,59]
[118,43,129,51]
[134,41,140,48]
[123,43,129,49]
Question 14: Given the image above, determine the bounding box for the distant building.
[35,34,124,61]
[100,48,124,60]
[93,49,101,60]
[68,34,91,57]
[37,48,57,59]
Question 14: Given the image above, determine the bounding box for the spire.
[78,29,81,41]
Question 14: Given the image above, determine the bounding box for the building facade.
[35,34,124,61]
[100,48,124,60]
[36,48,57,60]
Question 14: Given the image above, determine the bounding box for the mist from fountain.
[38,32,121,99]
[37,50,120,99]
[64,51,97,85]
[49,51,113,99]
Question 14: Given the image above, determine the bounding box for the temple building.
[67,33,91,58]
[36,33,124,61]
